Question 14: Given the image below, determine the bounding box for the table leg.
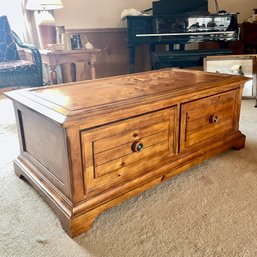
[89,61,96,80]
[255,81,257,108]
[75,62,86,81]
[49,65,58,84]
[60,63,75,83]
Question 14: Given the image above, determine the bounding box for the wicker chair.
[0,15,43,89]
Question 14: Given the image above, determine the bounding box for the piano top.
[152,0,208,15]
[126,12,239,45]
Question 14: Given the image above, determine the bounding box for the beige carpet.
[1,95,257,257]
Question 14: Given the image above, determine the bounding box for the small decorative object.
[85,42,93,50]
[82,35,94,49]
[56,25,65,44]
[120,8,142,20]
[248,8,257,23]
[252,15,257,23]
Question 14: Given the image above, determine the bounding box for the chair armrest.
[11,31,43,86]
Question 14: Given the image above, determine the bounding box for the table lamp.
[26,0,64,49]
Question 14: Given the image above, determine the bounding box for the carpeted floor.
[0,95,257,257]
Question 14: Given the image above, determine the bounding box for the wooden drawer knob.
[209,115,218,124]
[131,141,144,153]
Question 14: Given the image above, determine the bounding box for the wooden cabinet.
[5,69,248,237]
[241,22,257,54]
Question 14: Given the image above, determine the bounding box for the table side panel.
[16,106,72,199]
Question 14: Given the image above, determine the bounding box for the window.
[0,1,25,39]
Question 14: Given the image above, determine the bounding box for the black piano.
[127,0,239,73]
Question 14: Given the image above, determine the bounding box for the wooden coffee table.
[5,69,249,237]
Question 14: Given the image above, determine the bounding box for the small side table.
[32,49,101,84]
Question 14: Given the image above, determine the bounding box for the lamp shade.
[26,0,64,49]
[26,0,64,10]
[41,0,64,10]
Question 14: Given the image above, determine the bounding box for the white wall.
[0,0,25,38]
[54,0,152,29]
[54,0,257,29]
[208,0,257,23]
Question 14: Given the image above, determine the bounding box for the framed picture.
[204,55,257,98]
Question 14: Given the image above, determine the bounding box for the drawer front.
[81,108,176,196]
[180,90,238,151]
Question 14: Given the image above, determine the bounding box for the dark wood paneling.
[65,28,151,79]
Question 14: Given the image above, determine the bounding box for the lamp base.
[38,24,56,49]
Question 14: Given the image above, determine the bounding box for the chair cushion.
[0,60,36,73]
[0,60,39,88]
[0,16,20,62]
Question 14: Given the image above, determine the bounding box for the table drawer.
[81,107,176,195]
[180,90,238,151]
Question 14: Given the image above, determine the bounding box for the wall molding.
[65,28,127,34]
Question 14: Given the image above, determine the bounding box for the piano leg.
[179,44,185,51]
[150,44,156,70]
[129,46,135,73]
[168,44,174,51]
